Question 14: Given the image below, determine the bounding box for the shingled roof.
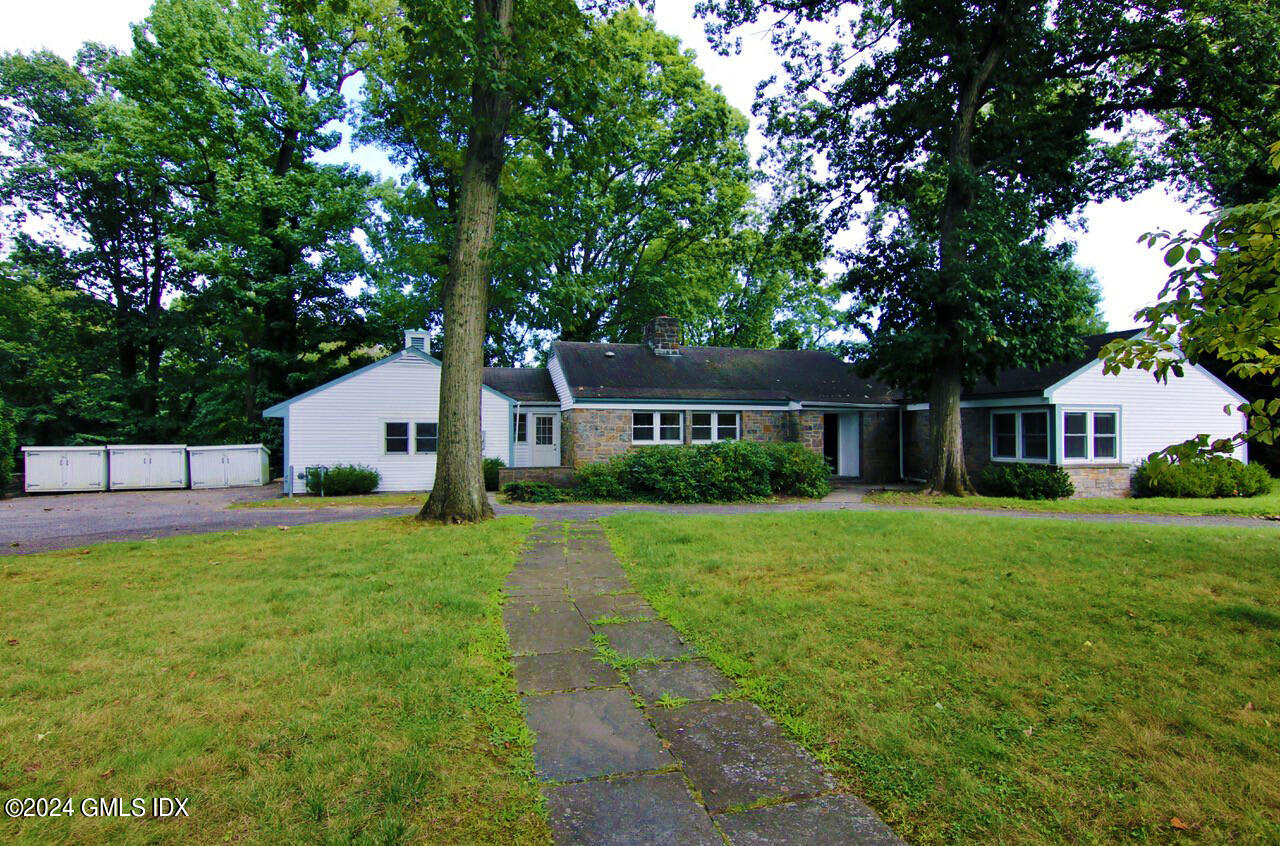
[552,341,899,405]
[483,367,559,403]
[964,329,1141,399]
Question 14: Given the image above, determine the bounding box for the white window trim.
[990,409,1051,464]
[690,411,740,443]
[1058,406,1122,464]
[631,410,684,445]
[381,419,439,456]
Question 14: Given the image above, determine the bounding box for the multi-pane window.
[513,413,527,443]
[632,411,682,443]
[991,411,1050,461]
[415,422,438,453]
[1063,410,1118,461]
[385,422,409,454]
[691,412,739,442]
[535,416,554,445]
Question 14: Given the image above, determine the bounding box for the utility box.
[187,444,270,489]
[21,446,109,493]
[107,445,189,490]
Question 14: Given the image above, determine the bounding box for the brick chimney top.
[642,315,681,356]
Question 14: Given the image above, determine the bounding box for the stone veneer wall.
[1063,465,1133,498]
[859,409,901,483]
[562,408,633,467]
[498,466,578,489]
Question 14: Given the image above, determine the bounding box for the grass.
[866,478,1280,517]
[0,517,548,845]
[232,492,428,509]
[605,511,1280,844]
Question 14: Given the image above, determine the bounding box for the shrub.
[1134,454,1272,498]
[501,480,569,503]
[574,460,628,501]
[760,441,832,498]
[305,464,380,496]
[0,401,15,496]
[975,463,1074,500]
[483,457,505,492]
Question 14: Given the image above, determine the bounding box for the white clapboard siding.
[283,353,511,492]
[548,354,573,409]
[1048,361,1247,464]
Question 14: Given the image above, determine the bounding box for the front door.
[531,414,559,466]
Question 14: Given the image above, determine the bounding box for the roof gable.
[964,330,1142,400]
[482,367,558,403]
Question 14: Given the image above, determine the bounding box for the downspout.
[897,404,904,482]
[510,401,519,468]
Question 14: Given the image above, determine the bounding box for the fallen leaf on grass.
[277,525,290,531]
[100,768,114,779]
[6,639,17,646]
[1170,817,1191,831]
[1244,702,1255,711]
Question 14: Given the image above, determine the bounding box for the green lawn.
[232,492,427,509]
[866,478,1280,517]
[606,511,1280,844]
[0,518,547,845]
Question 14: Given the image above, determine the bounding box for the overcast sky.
[4,0,1209,328]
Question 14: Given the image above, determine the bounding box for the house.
[900,330,1250,496]
[264,320,1250,496]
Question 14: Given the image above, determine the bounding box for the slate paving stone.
[524,688,672,782]
[569,576,635,596]
[629,660,734,703]
[604,621,693,660]
[649,700,836,812]
[546,772,722,846]
[575,593,656,622]
[716,794,904,845]
[504,600,594,655]
[514,652,622,694]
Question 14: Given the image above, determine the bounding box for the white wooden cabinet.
[21,447,109,493]
[188,445,270,488]
[107,445,189,490]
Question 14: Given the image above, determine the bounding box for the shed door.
[152,449,187,486]
[111,451,147,488]
[531,414,560,467]
[189,451,223,488]
[225,450,261,486]
[67,452,105,491]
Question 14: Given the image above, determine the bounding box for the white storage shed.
[188,444,270,489]
[21,446,110,493]
[107,444,189,490]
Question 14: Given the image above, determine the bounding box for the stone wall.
[860,409,900,483]
[741,410,793,442]
[902,410,929,480]
[562,408,633,467]
[1064,465,1133,498]
[498,466,577,489]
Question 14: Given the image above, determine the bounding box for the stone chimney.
[642,315,681,355]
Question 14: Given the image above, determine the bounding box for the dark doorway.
[823,413,839,473]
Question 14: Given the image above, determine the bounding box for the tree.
[697,0,1265,494]
[364,0,634,522]
[1102,142,1280,457]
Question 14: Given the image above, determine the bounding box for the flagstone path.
[503,520,904,846]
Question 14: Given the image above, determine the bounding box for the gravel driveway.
[3,484,1274,556]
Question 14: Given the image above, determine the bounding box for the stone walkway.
[503,520,903,846]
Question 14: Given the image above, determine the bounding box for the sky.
[3,0,1210,329]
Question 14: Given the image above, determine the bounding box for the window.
[535,416,554,446]
[415,422,438,453]
[992,413,1018,459]
[632,412,655,442]
[1021,412,1049,460]
[1061,409,1118,461]
[385,422,409,454]
[991,410,1050,462]
[632,411,682,443]
[691,411,739,442]
[514,413,527,443]
[1064,412,1088,459]
[1093,413,1117,459]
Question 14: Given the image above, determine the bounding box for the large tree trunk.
[926,359,969,494]
[419,0,514,524]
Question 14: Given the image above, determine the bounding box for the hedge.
[1134,454,1271,498]
[483,457,505,492]
[305,464,380,496]
[975,462,1075,500]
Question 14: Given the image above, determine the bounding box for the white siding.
[548,355,574,410]
[283,353,511,492]
[1048,361,1247,464]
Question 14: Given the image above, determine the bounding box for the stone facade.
[795,410,824,454]
[859,409,901,484]
[642,316,682,353]
[499,466,577,489]
[1063,465,1133,498]
[741,410,793,442]
[562,408,633,467]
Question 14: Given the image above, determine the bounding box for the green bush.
[501,480,569,503]
[483,457,505,492]
[305,464,380,496]
[572,440,829,503]
[760,441,833,498]
[0,401,15,496]
[1134,454,1271,498]
[975,462,1074,500]
[574,460,628,500]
